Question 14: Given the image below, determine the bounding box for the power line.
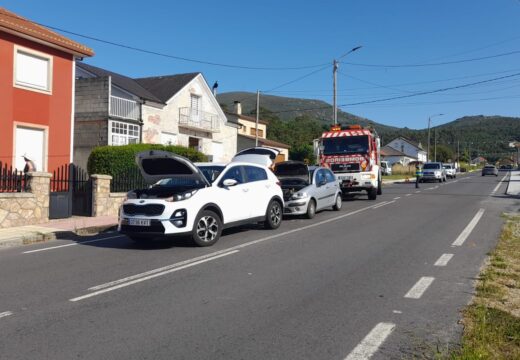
[1,12,328,71]
[340,50,520,68]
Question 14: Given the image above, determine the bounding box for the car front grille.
[120,220,165,234]
[330,163,360,173]
[123,204,165,216]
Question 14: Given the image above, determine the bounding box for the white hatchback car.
[119,150,284,246]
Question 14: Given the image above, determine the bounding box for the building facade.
[0,7,93,172]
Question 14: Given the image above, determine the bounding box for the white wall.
[141,75,236,162]
[387,139,426,162]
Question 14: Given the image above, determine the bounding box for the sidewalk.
[0,215,118,249]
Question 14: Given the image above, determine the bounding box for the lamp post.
[427,113,444,161]
[333,46,362,124]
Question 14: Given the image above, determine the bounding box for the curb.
[0,223,118,250]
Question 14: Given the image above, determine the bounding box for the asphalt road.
[0,172,517,360]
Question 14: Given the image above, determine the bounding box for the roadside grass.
[451,214,520,359]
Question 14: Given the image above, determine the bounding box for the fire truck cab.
[318,124,382,200]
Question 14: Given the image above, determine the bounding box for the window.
[250,128,264,137]
[244,166,268,182]
[109,121,139,145]
[324,170,336,183]
[14,47,52,92]
[190,94,200,115]
[316,170,326,184]
[220,166,244,185]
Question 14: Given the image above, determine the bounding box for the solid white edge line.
[373,200,395,209]
[344,322,396,360]
[491,173,508,194]
[70,250,239,302]
[393,197,401,200]
[452,208,485,247]
[434,253,454,267]
[0,311,13,319]
[404,276,435,299]
[23,235,125,254]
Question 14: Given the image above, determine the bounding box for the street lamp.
[333,46,362,124]
[427,113,443,161]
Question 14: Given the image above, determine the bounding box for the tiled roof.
[238,134,290,149]
[398,136,424,150]
[0,7,93,57]
[135,73,200,103]
[77,63,163,103]
[381,145,415,158]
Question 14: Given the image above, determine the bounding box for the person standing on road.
[415,164,422,188]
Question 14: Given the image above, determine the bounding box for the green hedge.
[87,144,207,176]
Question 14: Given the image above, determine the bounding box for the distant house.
[74,63,238,169]
[0,7,93,172]
[226,101,290,162]
[386,137,427,163]
[380,145,417,166]
[472,156,487,165]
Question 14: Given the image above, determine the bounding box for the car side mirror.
[222,179,238,187]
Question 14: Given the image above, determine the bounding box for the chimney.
[233,101,242,115]
[212,81,218,96]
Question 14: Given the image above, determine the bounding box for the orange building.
[0,7,93,172]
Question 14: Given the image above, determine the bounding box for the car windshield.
[198,165,226,183]
[154,177,206,190]
[322,136,369,155]
[423,163,441,169]
[443,165,452,169]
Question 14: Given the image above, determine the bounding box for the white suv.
[119,150,284,246]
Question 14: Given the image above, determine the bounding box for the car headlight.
[290,192,309,200]
[361,174,375,180]
[165,190,198,202]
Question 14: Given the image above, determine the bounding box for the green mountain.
[217,92,520,162]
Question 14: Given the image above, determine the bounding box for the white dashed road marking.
[434,253,454,267]
[491,173,509,195]
[452,208,485,247]
[405,194,412,197]
[404,276,435,299]
[344,322,396,360]
[393,197,401,200]
[0,311,13,319]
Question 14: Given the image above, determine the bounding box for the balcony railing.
[179,107,220,132]
[110,96,140,120]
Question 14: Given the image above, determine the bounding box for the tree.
[289,144,316,164]
[434,144,454,163]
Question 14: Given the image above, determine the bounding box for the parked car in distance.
[381,161,392,175]
[274,161,342,219]
[119,150,284,247]
[443,163,456,179]
[482,164,498,176]
[421,162,447,182]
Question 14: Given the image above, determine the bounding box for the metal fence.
[111,168,147,192]
[0,163,27,193]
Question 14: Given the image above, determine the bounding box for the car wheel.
[264,200,282,229]
[332,194,342,211]
[368,188,377,200]
[306,199,316,219]
[191,210,222,247]
[377,178,382,195]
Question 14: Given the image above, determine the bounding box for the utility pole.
[332,46,362,125]
[255,90,260,146]
[333,59,338,125]
[434,127,437,162]
[427,117,431,161]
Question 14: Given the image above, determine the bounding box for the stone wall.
[91,175,126,217]
[0,172,51,228]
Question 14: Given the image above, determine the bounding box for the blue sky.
[4,0,520,129]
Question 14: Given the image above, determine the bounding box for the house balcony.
[110,96,140,121]
[179,108,220,132]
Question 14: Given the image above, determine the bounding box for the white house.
[380,145,417,166]
[386,137,427,163]
[136,73,239,162]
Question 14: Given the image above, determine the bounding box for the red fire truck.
[318,124,382,200]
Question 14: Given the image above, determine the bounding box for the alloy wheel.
[196,216,219,243]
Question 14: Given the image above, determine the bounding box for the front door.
[216,165,251,223]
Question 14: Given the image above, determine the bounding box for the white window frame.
[13,45,53,94]
[108,120,140,146]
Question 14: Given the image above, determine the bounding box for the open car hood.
[274,161,309,182]
[232,147,280,167]
[135,150,210,186]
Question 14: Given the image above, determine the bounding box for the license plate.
[339,175,353,181]
[129,218,151,226]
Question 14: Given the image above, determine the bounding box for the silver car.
[482,165,498,176]
[421,162,447,182]
[274,161,342,219]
